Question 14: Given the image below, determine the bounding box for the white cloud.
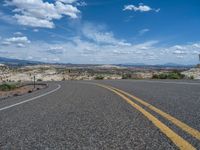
[123,5,151,12]
[4,0,82,28]
[0,11,15,24]
[82,23,131,46]
[14,14,55,28]
[14,32,23,36]
[49,46,64,51]
[173,45,186,50]
[193,43,200,48]
[139,28,150,36]
[176,55,184,58]
[33,29,39,32]
[162,43,200,63]
[192,50,200,55]
[17,43,26,48]
[1,39,200,64]
[155,8,160,13]
[76,1,87,6]
[134,41,158,50]
[173,50,187,55]
[57,0,87,6]
[0,21,200,65]
[57,0,78,4]
[1,36,31,47]
[123,4,160,13]
[45,46,65,54]
[55,1,80,19]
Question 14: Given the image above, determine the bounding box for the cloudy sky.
[0,0,200,64]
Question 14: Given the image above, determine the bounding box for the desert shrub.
[13,93,19,96]
[0,84,17,91]
[152,74,159,79]
[95,75,104,80]
[168,71,185,79]
[158,73,168,79]
[190,76,194,80]
[122,74,132,79]
[167,72,180,79]
[152,71,185,80]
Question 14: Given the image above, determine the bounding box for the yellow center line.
[107,85,200,141]
[95,83,196,150]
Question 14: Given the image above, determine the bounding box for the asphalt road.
[0,80,199,149]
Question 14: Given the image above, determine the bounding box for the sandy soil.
[0,84,46,99]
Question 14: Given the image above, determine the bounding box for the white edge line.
[0,84,61,112]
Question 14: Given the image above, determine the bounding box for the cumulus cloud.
[57,0,78,4]
[123,5,151,12]
[123,4,160,13]
[1,36,31,48]
[14,14,55,28]
[0,21,200,64]
[4,0,82,28]
[1,38,200,64]
[193,43,200,48]
[162,43,200,63]
[173,50,187,55]
[173,45,186,50]
[14,32,23,36]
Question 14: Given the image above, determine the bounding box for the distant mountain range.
[0,57,44,66]
[0,57,195,68]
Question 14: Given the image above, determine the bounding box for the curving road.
[0,80,199,149]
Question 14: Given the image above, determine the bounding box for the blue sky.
[0,0,200,64]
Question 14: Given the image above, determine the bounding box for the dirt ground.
[0,85,46,99]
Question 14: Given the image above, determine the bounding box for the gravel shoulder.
[0,84,47,100]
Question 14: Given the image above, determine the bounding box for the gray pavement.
[0,80,199,149]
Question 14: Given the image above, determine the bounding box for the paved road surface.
[0,80,199,149]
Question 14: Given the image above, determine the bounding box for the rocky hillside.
[182,66,200,79]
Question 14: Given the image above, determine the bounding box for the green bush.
[122,74,132,79]
[152,74,159,79]
[152,71,185,80]
[95,75,104,80]
[190,76,194,80]
[0,84,17,91]
[159,73,168,79]
[167,72,180,79]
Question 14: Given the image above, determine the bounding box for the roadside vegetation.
[122,74,132,79]
[189,76,194,79]
[0,83,17,91]
[152,70,185,79]
[94,75,104,80]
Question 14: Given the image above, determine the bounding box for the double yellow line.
[94,83,200,150]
